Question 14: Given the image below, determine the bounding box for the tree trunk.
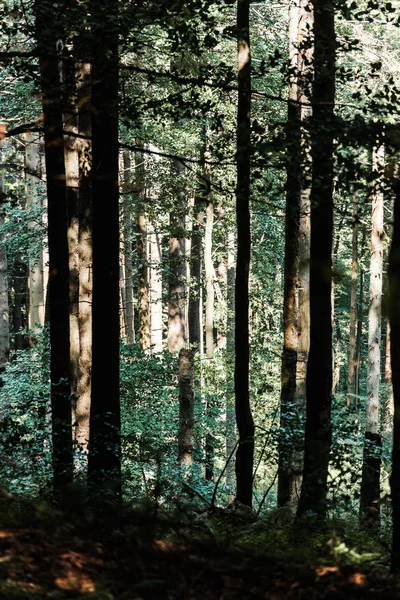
[136,145,150,352]
[75,53,92,470]
[360,133,385,526]
[63,59,80,403]
[35,0,73,489]
[235,0,255,507]
[25,133,45,331]
[188,189,204,349]
[277,0,301,508]
[123,151,135,345]
[226,231,236,492]
[204,163,214,360]
[178,348,195,467]
[347,178,359,409]
[87,0,121,495]
[354,225,367,405]
[297,0,335,518]
[168,161,187,353]
[296,0,312,407]
[0,142,10,373]
[149,222,163,353]
[12,261,29,351]
[389,179,400,572]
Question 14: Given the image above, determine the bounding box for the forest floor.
[0,496,399,599]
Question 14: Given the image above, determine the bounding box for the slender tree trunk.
[203,137,215,481]
[149,222,163,353]
[235,0,255,507]
[226,231,236,492]
[296,0,312,407]
[12,262,29,350]
[347,179,359,408]
[87,0,121,494]
[75,53,92,469]
[63,59,80,403]
[360,134,385,525]
[188,191,204,349]
[389,179,400,572]
[297,0,335,518]
[25,133,45,331]
[123,151,135,345]
[178,348,195,466]
[277,0,301,508]
[204,164,214,360]
[168,161,187,353]
[354,225,367,405]
[35,0,73,489]
[0,142,10,373]
[136,145,150,351]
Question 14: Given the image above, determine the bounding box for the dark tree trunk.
[389,180,400,572]
[188,191,204,349]
[35,0,73,489]
[235,0,255,508]
[87,0,121,495]
[277,0,301,508]
[178,348,195,467]
[297,0,335,518]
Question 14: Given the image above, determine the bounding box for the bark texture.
[87,0,121,494]
[360,134,385,525]
[347,178,359,409]
[178,348,195,466]
[278,0,301,508]
[389,179,400,571]
[297,0,335,518]
[235,0,255,507]
[0,142,10,371]
[25,133,45,331]
[35,0,73,488]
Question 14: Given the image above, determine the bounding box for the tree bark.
[360,133,385,526]
[297,0,335,518]
[76,55,92,470]
[168,161,187,353]
[123,151,135,345]
[135,144,150,352]
[389,179,400,572]
[25,133,45,331]
[188,189,204,349]
[87,0,121,495]
[63,56,80,403]
[149,221,163,353]
[347,177,359,409]
[35,0,73,489]
[226,231,236,492]
[235,0,255,507]
[178,348,195,467]
[0,142,10,372]
[277,0,301,508]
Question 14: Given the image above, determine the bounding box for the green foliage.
[0,327,51,496]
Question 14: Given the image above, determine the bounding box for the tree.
[390,179,400,572]
[0,140,10,371]
[360,132,385,525]
[87,0,121,494]
[235,0,255,508]
[347,173,359,409]
[277,0,301,508]
[297,0,335,518]
[35,0,73,489]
